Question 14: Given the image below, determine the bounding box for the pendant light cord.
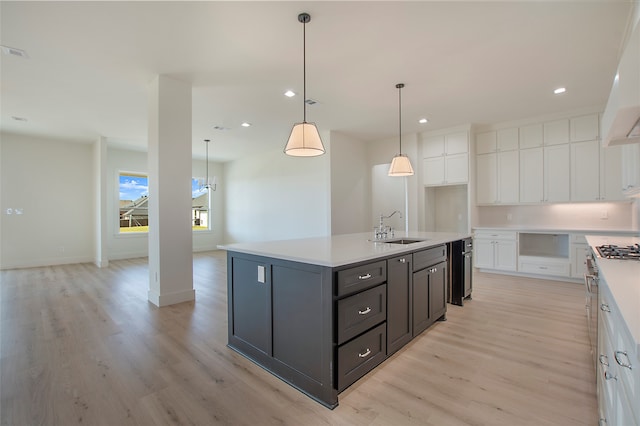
[302,19,307,123]
[397,83,403,154]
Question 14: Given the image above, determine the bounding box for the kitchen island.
[220,231,470,408]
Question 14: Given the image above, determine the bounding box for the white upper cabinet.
[519,147,544,203]
[519,124,543,149]
[423,135,445,158]
[570,114,599,142]
[476,131,496,155]
[601,145,624,201]
[476,154,497,204]
[571,140,600,201]
[445,132,469,155]
[621,143,640,197]
[423,130,469,186]
[544,144,570,202]
[543,119,569,146]
[477,151,519,204]
[497,128,519,151]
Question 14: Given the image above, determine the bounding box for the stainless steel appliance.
[584,251,599,374]
[595,243,640,260]
[449,238,473,306]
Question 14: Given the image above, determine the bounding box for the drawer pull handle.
[399,258,406,263]
[358,307,372,315]
[358,348,371,358]
[614,351,632,369]
[358,273,372,280]
[599,354,609,366]
[600,303,610,313]
[604,371,617,381]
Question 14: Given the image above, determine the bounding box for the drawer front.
[337,260,386,297]
[337,322,386,392]
[337,284,387,345]
[519,261,570,277]
[474,231,517,241]
[413,245,447,272]
[613,307,639,417]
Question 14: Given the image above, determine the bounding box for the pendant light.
[388,83,414,176]
[284,13,325,157]
[199,139,216,191]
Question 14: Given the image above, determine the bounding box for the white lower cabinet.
[474,231,517,271]
[570,234,590,279]
[598,281,640,426]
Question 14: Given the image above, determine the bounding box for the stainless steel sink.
[384,238,425,244]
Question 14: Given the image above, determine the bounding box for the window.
[119,172,149,233]
[118,173,210,233]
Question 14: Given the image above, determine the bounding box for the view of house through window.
[118,172,210,233]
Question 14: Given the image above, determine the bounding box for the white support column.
[147,75,194,307]
[94,136,108,268]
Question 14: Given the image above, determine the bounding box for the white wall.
[330,132,370,235]
[107,147,225,260]
[223,143,330,243]
[1,133,94,269]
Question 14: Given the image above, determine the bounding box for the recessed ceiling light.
[241,122,251,127]
[419,118,428,124]
[554,87,566,95]
[1,45,29,58]
[284,90,296,97]
[11,116,28,122]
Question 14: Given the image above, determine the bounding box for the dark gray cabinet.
[386,254,413,355]
[227,242,450,409]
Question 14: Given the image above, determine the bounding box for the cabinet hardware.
[598,419,607,426]
[600,303,610,312]
[399,258,406,263]
[358,307,372,315]
[358,273,372,280]
[599,354,609,366]
[614,351,632,369]
[604,371,617,381]
[358,348,371,358]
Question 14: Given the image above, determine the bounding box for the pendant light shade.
[284,13,325,157]
[388,83,414,176]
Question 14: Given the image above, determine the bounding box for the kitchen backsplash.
[476,200,639,231]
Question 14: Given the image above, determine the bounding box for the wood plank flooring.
[1,251,596,425]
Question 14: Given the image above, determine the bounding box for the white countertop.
[586,235,640,360]
[218,231,471,268]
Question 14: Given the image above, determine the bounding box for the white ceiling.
[0,1,634,162]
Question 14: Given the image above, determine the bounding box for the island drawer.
[337,322,387,392]
[337,260,386,297]
[337,284,386,345]
[413,245,447,272]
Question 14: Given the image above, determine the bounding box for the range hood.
[602,18,640,146]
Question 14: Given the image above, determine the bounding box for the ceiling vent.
[305,98,319,106]
[213,126,230,131]
[1,45,29,58]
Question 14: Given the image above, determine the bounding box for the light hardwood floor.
[1,251,596,425]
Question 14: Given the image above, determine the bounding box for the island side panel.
[227,251,337,408]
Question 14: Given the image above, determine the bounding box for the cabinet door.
[412,268,430,336]
[445,153,468,184]
[622,144,640,195]
[445,131,468,155]
[601,145,624,201]
[571,243,589,278]
[544,144,570,202]
[544,119,569,146]
[498,150,519,203]
[476,131,496,155]
[520,124,543,149]
[423,135,445,158]
[474,239,495,269]
[231,257,272,356]
[520,147,544,203]
[387,255,413,355]
[571,140,600,201]
[423,157,445,186]
[494,240,517,271]
[429,261,447,323]
[571,114,599,142]
[476,153,497,204]
[497,127,519,151]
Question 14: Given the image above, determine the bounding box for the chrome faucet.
[375,210,402,240]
